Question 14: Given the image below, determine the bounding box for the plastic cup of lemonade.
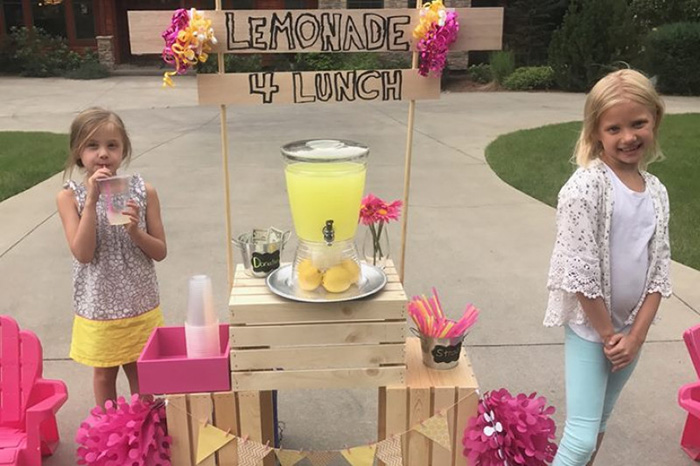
[98,175,132,226]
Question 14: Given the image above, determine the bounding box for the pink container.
[137,325,231,394]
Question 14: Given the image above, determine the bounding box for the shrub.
[503,66,555,90]
[490,50,515,85]
[467,63,492,83]
[377,52,411,70]
[64,60,110,80]
[11,26,74,77]
[196,53,264,73]
[294,52,379,71]
[644,22,700,95]
[548,0,639,91]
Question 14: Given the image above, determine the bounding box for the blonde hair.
[65,107,132,177]
[573,69,665,170]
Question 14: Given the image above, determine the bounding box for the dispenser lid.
[281,139,369,163]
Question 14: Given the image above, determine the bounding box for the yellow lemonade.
[285,162,366,242]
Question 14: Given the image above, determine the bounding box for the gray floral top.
[544,159,672,327]
[64,174,160,320]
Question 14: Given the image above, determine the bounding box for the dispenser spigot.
[322,220,335,246]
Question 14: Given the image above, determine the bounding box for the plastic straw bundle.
[408,288,479,338]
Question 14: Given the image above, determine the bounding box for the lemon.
[322,265,353,293]
[297,259,322,291]
[341,259,361,283]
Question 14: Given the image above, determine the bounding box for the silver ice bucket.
[232,228,290,278]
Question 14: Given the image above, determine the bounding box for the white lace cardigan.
[543,159,672,328]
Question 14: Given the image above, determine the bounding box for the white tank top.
[569,164,656,342]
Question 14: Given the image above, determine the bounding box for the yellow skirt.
[70,307,164,367]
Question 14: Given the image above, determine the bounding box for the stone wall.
[96,36,115,69]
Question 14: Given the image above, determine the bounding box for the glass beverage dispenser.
[282,139,369,294]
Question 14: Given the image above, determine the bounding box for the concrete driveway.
[1,75,699,465]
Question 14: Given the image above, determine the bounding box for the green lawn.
[0,132,69,202]
[486,113,700,271]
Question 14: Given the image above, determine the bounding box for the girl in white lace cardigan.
[544,70,671,466]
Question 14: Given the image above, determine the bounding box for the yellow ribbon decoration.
[163,8,218,88]
[413,0,447,40]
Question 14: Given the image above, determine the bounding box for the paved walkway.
[1,75,699,465]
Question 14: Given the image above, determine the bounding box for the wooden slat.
[129,8,502,54]
[165,395,191,466]
[230,296,406,324]
[237,391,265,466]
[231,343,405,370]
[407,388,431,466]
[454,387,479,466]
[432,387,456,466]
[189,393,216,466]
[230,321,405,347]
[232,366,405,391]
[381,386,408,464]
[260,391,276,466]
[213,392,239,466]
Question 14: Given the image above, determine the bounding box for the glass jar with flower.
[358,194,402,269]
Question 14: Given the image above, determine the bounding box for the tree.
[548,0,639,91]
[504,0,569,66]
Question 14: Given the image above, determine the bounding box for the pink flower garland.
[463,389,558,466]
[76,395,172,465]
[161,9,191,75]
[417,10,459,77]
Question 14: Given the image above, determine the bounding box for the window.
[2,0,24,33]
[347,0,383,8]
[72,0,94,39]
[31,0,66,37]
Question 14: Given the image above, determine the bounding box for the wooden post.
[215,0,234,291]
[399,0,423,283]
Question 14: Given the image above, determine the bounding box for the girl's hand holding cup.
[86,167,112,205]
[123,199,140,236]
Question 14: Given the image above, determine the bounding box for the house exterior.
[1,0,469,66]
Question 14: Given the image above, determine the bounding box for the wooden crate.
[378,338,480,466]
[165,390,276,466]
[229,261,407,391]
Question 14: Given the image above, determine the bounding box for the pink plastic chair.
[679,323,700,461]
[0,316,68,465]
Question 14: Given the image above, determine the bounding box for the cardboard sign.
[197,68,440,105]
[129,8,503,54]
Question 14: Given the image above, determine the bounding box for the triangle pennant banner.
[275,448,307,466]
[376,437,403,466]
[306,450,337,466]
[196,423,234,464]
[237,438,272,466]
[340,444,377,466]
[413,414,452,452]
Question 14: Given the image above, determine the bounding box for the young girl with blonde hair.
[544,69,671,465]
[57,107,167,407]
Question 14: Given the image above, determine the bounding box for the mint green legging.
[552,327,640,466]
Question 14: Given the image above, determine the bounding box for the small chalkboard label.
[251,251,281,273]
[431,343,462,364]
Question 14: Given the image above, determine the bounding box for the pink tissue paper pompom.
[76,394,172,466]
[463,388,558,466]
